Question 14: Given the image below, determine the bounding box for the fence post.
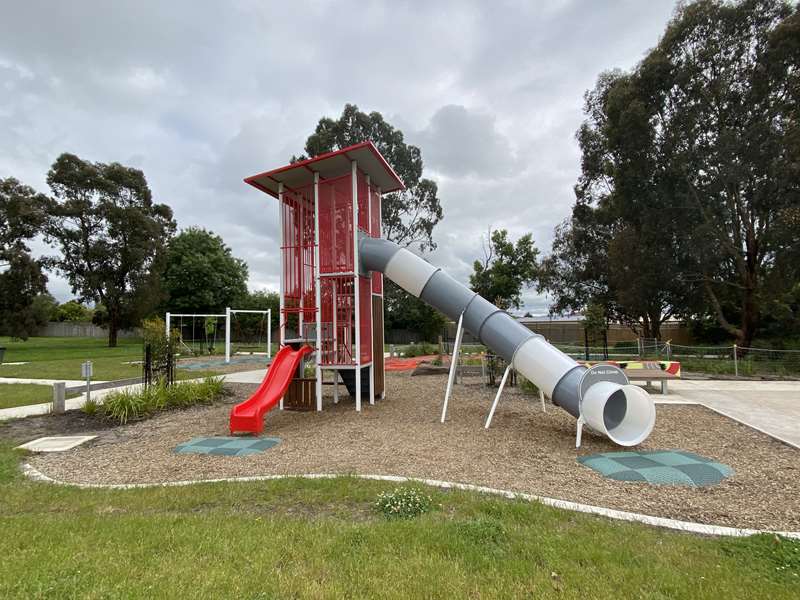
[666,341,672,361]
[733,344,738,377]
[52,382,65,414]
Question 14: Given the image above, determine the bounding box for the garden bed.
[15,373,800,531]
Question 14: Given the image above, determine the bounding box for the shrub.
[402,343,438,358]
[81,398,99,416]
[102,388,151,424]
[375,487,433,519]
[100,377,225,424]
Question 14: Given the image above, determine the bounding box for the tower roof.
[244,141,405,197]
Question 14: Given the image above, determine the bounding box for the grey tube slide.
[360,237,656,446]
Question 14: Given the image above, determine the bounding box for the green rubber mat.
[175,437,280,457]
[578,450,733,486]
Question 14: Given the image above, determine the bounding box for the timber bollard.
[52,382,66,414]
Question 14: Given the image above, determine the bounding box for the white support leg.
[539,389,546,412]
[355,366,362,412]
[316,364,322,411]
[441,312,465,423]
[576,416,584,448]
[369,363,375,405]
[333,371,339,404]
[267,309,272,359]
[484,365,511,429]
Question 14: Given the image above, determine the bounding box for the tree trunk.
[108,313,119,348]
[738,283,758,350]
[649,311,662,341]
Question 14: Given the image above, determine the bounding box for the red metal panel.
[357,170,369,233]
[318,173,353,274]
[281,185,315,339]
[369,185,383,294]
[359,276,372,363]
[318,276,355,365]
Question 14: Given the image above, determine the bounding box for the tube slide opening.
[582,382,655,447]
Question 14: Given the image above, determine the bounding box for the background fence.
[37,321,141,339]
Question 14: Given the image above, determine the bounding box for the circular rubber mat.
[578,450,733,486]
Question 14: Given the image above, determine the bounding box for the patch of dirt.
[15,375,800,531]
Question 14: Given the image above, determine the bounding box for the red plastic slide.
[229,345,313,435]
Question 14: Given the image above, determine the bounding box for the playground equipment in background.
[166,313,225,356]
[224,308,272,363]
[230,141,656,447]
[165,308,272,363]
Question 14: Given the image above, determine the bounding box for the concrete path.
[223,369,267,384]
[0,378,99,386]
[649,379,800,449]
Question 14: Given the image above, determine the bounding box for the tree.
[0,177,49,339]
[298,104,445,335]
[162,227,248,314]
[384,290,446,343]
[231,289,280,342]
[635,0,800,346]
[540,67,697,339]
[54,299,93,322]
[45,153,176,347]
[470,229,539,310]
[543,0,800,344]
[298,104,443,252]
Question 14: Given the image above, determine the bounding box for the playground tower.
[244,142,401,411]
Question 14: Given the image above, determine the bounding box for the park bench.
[578,360,680,395]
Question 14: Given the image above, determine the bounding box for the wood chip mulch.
[22,372,800,531]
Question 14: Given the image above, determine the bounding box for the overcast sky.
[1,0,677,314]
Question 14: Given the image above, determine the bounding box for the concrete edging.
[20,463,799,540]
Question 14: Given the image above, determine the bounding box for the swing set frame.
[164,308,272,364]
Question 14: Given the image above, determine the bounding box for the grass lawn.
[0,337,221,381]
[0,384,80,410]
[0,445,796,598]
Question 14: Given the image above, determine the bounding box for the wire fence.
[398,336,800,378]
[554,339,800,377]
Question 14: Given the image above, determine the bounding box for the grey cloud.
[0,0,678,313]
[413,105,517,178]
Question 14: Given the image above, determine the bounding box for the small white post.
[165,312,171,338]
[224,307,231,364]
[441,312,465,423]
[539,389,546,412]
[575,417,584,448]
[733,343,738,377]
[485,365,511,429]
[333,371,339,404]
[52,382,65,414]
[267,308,272,359]
[369,363,375,405]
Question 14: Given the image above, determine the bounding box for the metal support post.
[224,306,231,363]
[352,160,361,412]
[485,365,511,429]
[441,312,465,423]
[314,172,323,411]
